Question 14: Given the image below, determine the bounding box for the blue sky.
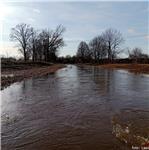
[0,1,148,57]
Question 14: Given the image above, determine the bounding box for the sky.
[0,1,148,58]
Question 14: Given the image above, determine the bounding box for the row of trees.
[10,25,148,63]
[128,47,148,59]
[77,28,124,63]
[77,28,149,63]
[10,23,65,62]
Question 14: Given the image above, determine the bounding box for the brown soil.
[1,64,65,90]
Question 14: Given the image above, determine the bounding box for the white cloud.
[33,8,40,13]
[144,35,149,40]
[28,18,35,22]
[64,37,89,43]
[0,41,20,57]
[127,28,135,34]
[0,3,14,21]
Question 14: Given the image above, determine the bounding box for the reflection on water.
[1,65,149,150]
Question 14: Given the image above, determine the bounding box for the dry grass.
[1,64,65,89]
[98,64,149,74]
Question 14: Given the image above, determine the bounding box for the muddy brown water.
[1,65,149,150]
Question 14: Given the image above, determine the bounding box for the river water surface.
[1,65,149,150]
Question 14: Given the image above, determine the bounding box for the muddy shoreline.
[1,64,65,90]
[2,63,149,89]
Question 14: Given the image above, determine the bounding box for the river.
[1,65,149,150]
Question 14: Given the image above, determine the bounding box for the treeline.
[10,23,65,62]
[76,28,149,63]
[57,56,149,64]
[9,25,148,64]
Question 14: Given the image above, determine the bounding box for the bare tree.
[89,36,107,62]
[10,23,32,61]
[77,41,90,62]
[48,25,65,61]
[129,47,148,61]
[10,23,65,62]
[35,35,44,61]
[39,29,50,61]
[38,25,65,62]
[28,27,39,61]
[102,28,124,61]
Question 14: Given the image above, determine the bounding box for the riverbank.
[82,63,149,74]
[1,63,65,90]
[99,64,149,74]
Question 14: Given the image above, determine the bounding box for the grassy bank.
[1,62,65,90]
[98,64,149,74]
[81,63,149,74]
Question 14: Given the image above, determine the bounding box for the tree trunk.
[108,42,112,63]
[24,48,27,62]
[32,44,35,62]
